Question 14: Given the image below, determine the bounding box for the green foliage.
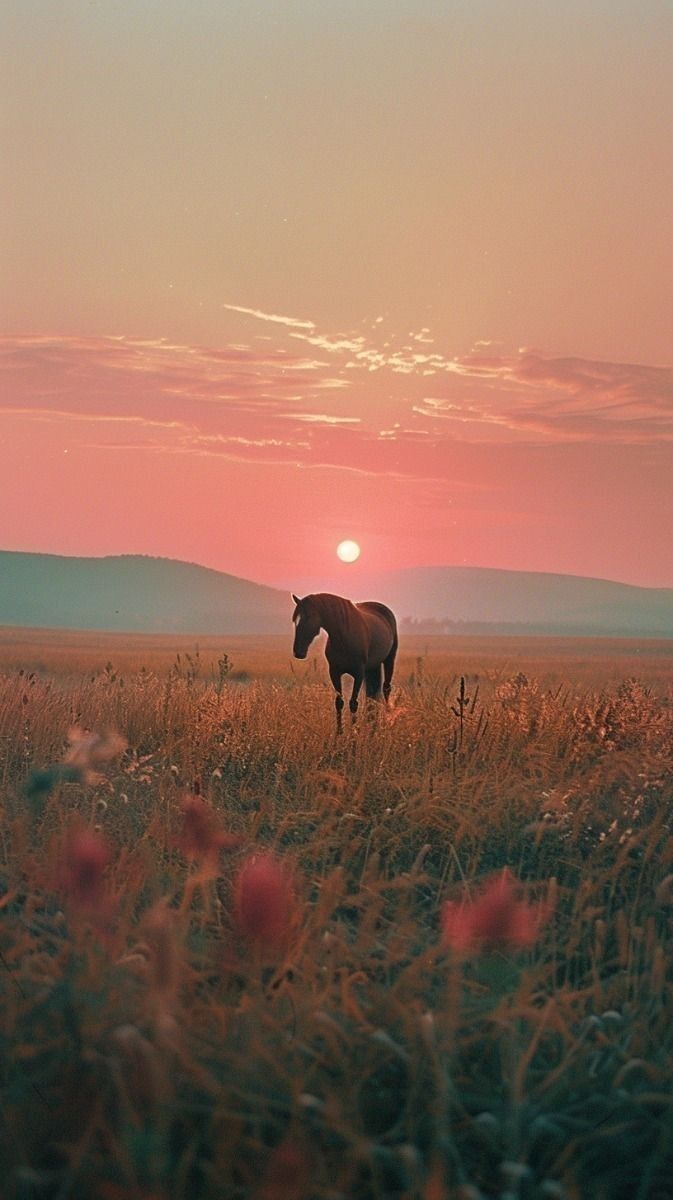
[1,645,673,1198]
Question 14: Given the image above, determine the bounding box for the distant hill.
[0,552,671,636]
[0,552,291,634]
[365,565,673,638]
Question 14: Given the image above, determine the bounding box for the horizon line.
[0,546,671,595]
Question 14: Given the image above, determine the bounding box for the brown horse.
[291,592,398,730]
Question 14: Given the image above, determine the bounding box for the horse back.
[356,601,398,660]
[357,601,397,633]
[317,593,397,674]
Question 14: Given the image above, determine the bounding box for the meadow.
[1,628,673,1199]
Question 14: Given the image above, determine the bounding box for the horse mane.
[301,593,362,639]
[309,593,357,620]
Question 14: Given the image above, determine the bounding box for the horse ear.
[291,593,301,605]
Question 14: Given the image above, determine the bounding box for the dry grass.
[1,629,673,1198]
[2,626,673,687]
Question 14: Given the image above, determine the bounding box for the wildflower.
[61,825,111,910]
[175,793,239,865]
[64,726,126,786]
[234,854,295,946]
[441,869,548,953]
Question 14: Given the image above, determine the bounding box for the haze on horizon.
[2,1,672,591]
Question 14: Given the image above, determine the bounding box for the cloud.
[2,329,672,498]
[0,405,191,434]
[414,351,673,443]
[0,332,338,416]
[0,334,374,474]
[222,303,317,331]
[286,413,361,425]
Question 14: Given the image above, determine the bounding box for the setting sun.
[336,540,361,563]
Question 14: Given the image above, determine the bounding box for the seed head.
[176,793,239,864]
[61,826,111,910]
[234,854,294,947]
[442,869,549,953]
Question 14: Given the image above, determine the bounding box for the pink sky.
[2,3,673,588]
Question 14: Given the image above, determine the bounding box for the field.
[2,628,673,1199]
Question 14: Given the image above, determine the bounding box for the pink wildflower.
[61,826,111,910]
[234,854,294,946]
[441,869,548,953]
[176,794,239,865]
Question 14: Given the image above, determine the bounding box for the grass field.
[1,628,673,1199]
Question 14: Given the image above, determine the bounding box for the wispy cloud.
[2,328,672,499]
[287,413,361,425]
[413,351,673,443]
[0,405,191,434]
[0,334,373,474]
[222,303,317,331]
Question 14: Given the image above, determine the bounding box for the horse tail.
[382,632,398,702]
[365,664,383,698]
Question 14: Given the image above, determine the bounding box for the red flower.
[61,827,111,910]
[441,869,548,953]
[176,794,239,864]
[234,854,294,946]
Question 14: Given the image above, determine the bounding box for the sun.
[336,539,361,563]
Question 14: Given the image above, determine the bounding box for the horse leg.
[349,669,364,722]
[365,665,383,699]
[329,665,345,732]
[382,641,398,704]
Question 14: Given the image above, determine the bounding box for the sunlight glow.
[336,539,361,563]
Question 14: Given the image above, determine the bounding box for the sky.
[2,0,673,590]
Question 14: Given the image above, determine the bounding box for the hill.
[0,552,671,636]
[0,552,291,634]
[367,565,673,638]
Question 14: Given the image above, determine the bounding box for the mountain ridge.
[0,550,671,637]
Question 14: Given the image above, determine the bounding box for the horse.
[291,592,398,730]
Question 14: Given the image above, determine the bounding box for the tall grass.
[1,635,673,1198]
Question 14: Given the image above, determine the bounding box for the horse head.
[291,593,321,659]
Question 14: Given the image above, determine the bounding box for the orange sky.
[2,2,673,588]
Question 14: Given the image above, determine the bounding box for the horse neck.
[312,594,354,642]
